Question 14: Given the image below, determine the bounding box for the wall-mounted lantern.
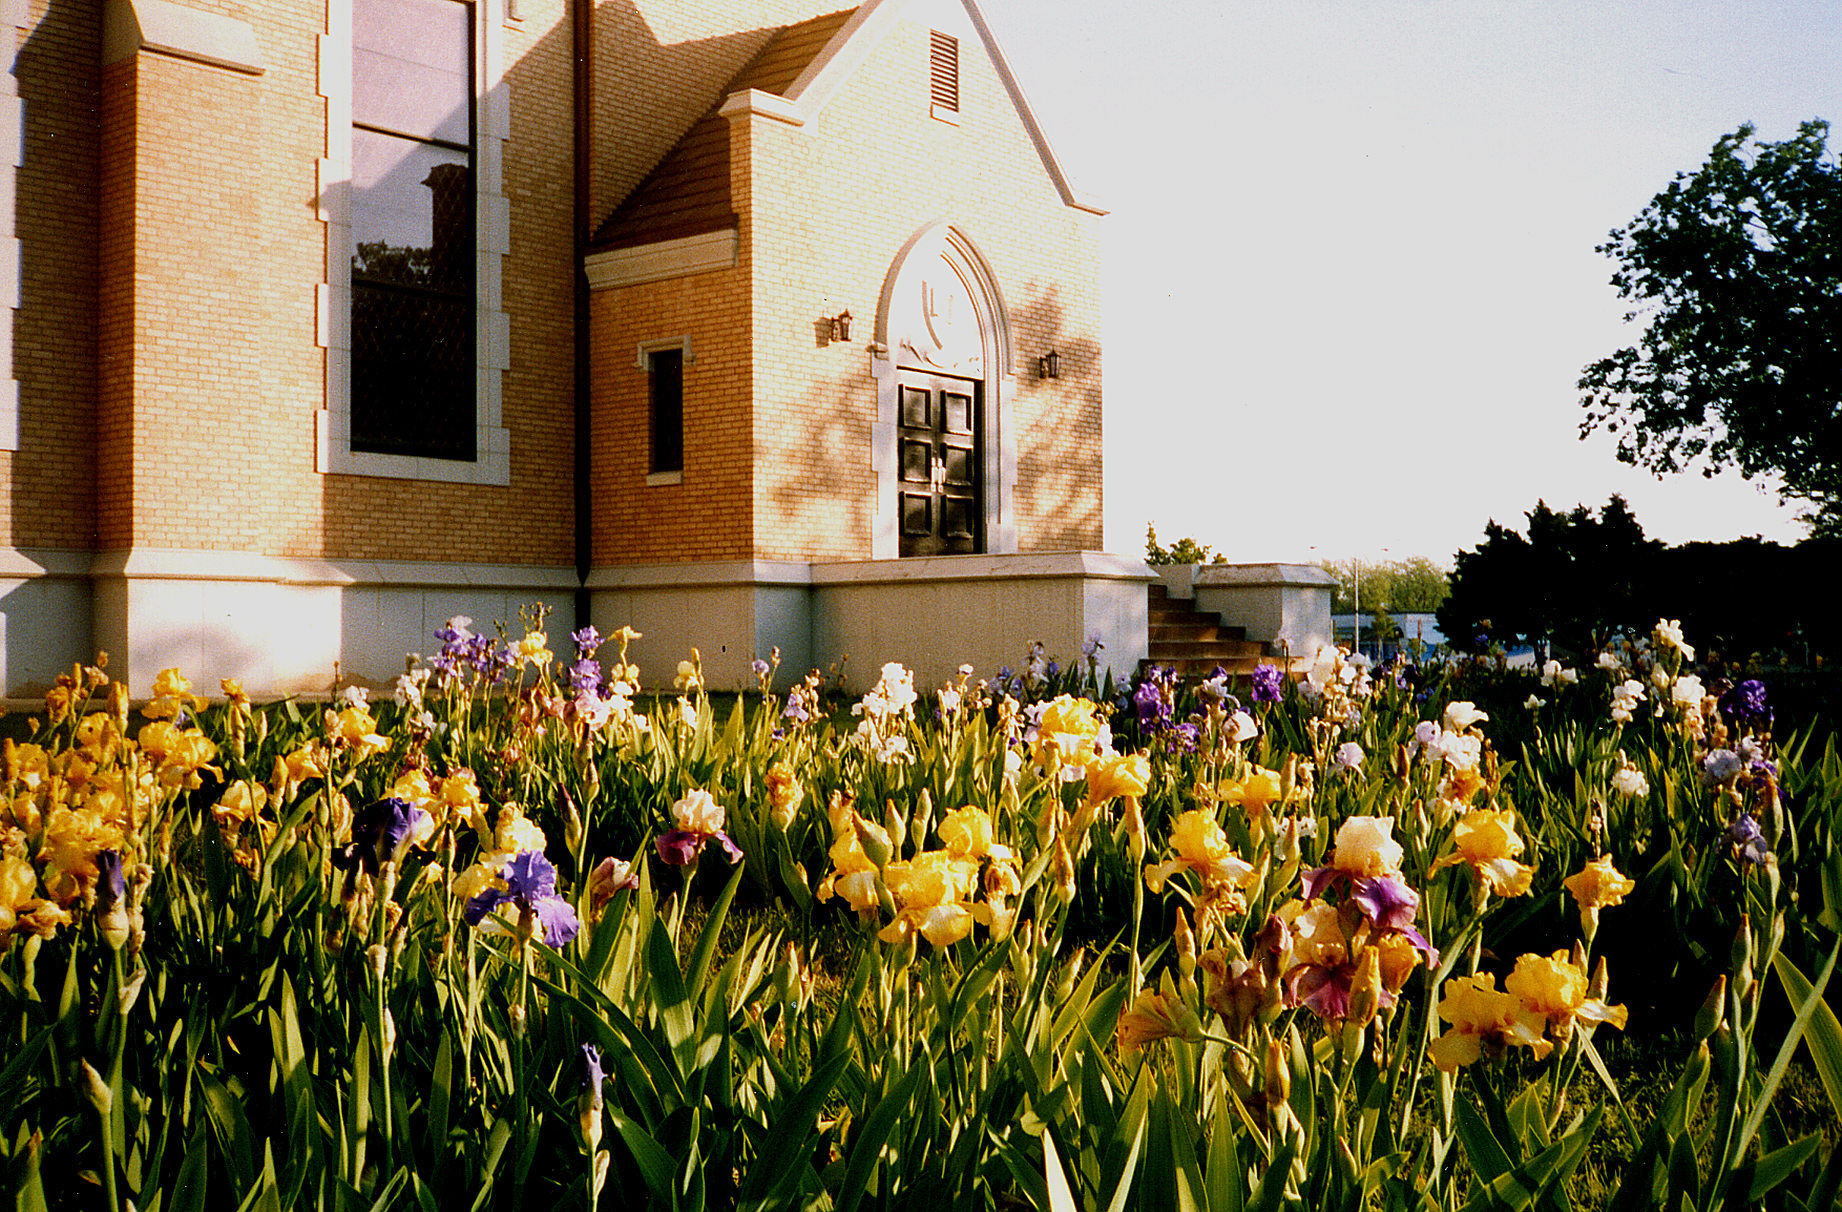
[1038,349,1061,379]
[827,310,853,342]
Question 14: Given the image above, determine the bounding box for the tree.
[1317,556,1451,614]
[1438,496,1661,655]
[1578,120,1842,532]
[1145,523,1227,566]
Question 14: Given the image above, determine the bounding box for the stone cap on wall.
[811,550,1155,587]
[1193,563,1338,589]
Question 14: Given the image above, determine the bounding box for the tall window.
[350,0,475,460]
[649,348,684,475]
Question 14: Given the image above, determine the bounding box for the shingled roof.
[591,9,857,250]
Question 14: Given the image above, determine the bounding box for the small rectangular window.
[930,31,958,112]
[650,348,684,474]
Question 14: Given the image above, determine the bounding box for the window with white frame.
[350,0,475,459]
[636,337,692,485]
[318,0,510,484]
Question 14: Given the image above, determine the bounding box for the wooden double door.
[898,372,983,557]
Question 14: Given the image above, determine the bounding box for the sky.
[975,0,1842,566]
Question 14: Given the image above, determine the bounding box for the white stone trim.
[316,0,511,485]
[644,471,681,487]
[717,87,805,127]
[781,0,907,117]
[633,335,696,370]
[90,547,579,588]
[102,0,265,74]
[0,547,93,578]
[1193,562,1341,590]
[584,560,813,589]
[958,0,1106,214]
[585,230,738,291]
[809,549,1152,586]
[0,0,20,453]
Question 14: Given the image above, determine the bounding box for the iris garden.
[2,614,1839,1209]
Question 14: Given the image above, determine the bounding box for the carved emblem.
[897,253,982,374]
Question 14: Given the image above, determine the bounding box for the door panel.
[897,372,982,556]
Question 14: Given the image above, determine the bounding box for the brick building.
[1,0,1148,696]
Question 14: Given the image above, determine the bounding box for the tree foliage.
[1437,495,1660,655]
[1579,120,1842,530]
[1144,523,1227,566]
[1318,556,1451,614]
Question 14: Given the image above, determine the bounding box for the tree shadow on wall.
[1008,282,1104,551]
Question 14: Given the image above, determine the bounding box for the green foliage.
[1579,119,1842,531]
[1439,495,1659,654]
[2,620,1839,1210]
[1145,524,1228,566]
[1318,555,1451,614]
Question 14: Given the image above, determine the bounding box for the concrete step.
[1140,582,1294,686]
[1150,638,1268,661]
[1136,655,1306,681]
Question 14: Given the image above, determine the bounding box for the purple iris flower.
[342,797,430,875]
[568,657,604,696]
[572,626,603,658]
[1351,874,1422,933]
[1721,679,1770,725]
[1702,749,1744,788]
[465,633,512,684]
[1250,663,1285,704]
[1726,814,1771,866]
[1291,964,1354,1020]
[1133,681,1170,730]
[655,827,743,868]
[464,850,582,947]
[96,849,125,912]
[1166,722,1200,754]
[581,1043,604,1092]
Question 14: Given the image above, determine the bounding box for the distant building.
[1332,612,1445,661]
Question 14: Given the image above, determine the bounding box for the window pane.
[352,128,472,294]
[354,0,471,143]
[351,282,475,459]
[650,349,683,474]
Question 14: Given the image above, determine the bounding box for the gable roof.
[590,9,856,250]
[591,0,1103,251]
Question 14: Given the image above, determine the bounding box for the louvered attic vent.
[930,30,959,114]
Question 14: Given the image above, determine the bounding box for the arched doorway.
[870,222,1017,559]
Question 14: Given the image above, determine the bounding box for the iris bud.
[80,1060,112,1116]
[1264,1037,1290,1105]
[1731,916,1754,996]
[1693,975,1727,1041]
[854,818,892,869]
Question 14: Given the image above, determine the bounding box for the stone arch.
[869,221,1018,559]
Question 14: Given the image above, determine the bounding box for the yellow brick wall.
[7,0,102,550]
[742,14,1103,560]
[97,52,275,550]
[56,0,579,566]
[320,0,577,566]
[588,266,757,565]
